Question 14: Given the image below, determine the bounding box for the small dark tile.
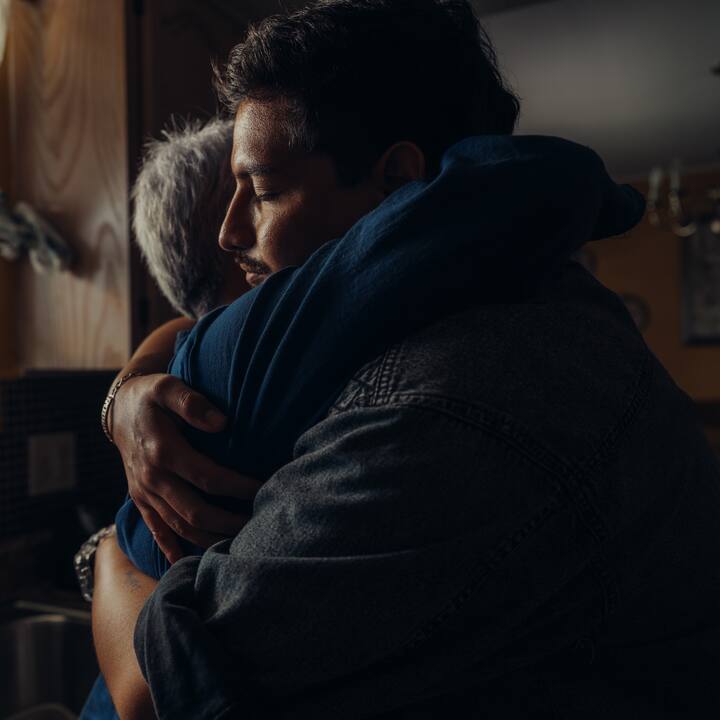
[0,371,126,546]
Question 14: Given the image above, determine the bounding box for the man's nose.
[219,191,253,252]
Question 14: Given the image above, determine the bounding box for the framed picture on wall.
[682,221,720,344]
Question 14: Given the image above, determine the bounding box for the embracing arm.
[107,317,260,561]
[93,532,158,720]
[132,401,605,719]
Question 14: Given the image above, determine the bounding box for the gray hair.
[132,117,235,319]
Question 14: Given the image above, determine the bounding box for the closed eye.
[255,192,280,202]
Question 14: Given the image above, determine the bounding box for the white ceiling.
[476,0,720,179]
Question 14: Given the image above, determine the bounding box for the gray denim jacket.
[135,261,720,719]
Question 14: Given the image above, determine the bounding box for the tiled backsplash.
[0,371,126,591]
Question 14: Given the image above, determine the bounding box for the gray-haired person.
[132,116,248,320]
[79,118,249,720]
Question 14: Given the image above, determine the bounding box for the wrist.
[101,370,145,443]
[95,530,132,576]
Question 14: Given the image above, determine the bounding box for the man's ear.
[371,141,426,196]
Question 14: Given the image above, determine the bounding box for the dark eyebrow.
[234,163,280,179]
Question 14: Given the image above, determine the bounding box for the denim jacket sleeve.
[134,374,607,719]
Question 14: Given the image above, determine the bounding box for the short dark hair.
[215,0,520,184]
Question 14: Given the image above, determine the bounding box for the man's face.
[219,98,383,287]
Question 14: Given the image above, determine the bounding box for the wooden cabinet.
[3,0,265,371]
[7,0,130,369]
[0,31,16,378]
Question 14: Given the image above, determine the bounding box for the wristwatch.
[74,524,116,602]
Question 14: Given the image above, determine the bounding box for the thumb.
[155,376,227,432]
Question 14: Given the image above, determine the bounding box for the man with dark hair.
[215,0,519,183]
[87,1,720,718]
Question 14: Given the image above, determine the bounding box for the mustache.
[233,252,271,275]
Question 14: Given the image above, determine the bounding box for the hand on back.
[111,373,261,563]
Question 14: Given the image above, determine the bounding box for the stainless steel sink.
[0,603,98,719]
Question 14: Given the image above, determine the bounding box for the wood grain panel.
[0,38,18,378]
[8,0,130,369]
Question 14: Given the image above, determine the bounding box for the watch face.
[75,543,96,601]
[75,525,116,602]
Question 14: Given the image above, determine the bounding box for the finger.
[167,445,262,499]
[148,490,238,549]
[158,480,251,537]
[134,496,184,565]
[153,375,227,432]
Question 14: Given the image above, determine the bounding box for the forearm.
[93,534,158,720]
[113,317,195,384]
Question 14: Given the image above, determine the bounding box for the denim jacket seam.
[391,485,611,667]
[579,349,653,473]
[328,360,383,413]
[306,399,616,699]
[374,393,621,623]
[395,491,565,656]
[330,378,622,632]
[329,379,366,413]
[372,343,401,405]
[374,351,650,551]
[383,392,597,497]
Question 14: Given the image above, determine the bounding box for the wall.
[0,31,17,378]
[0,0,132,597]
[7,0,130,370]
[591,168,720,402]
[0,0,265,596]
[0,372,126,594]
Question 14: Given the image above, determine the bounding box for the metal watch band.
[74,524,117,602]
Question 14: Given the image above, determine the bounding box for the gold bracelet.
[100,371,144,444]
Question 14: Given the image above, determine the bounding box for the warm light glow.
[0,0,8,67]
